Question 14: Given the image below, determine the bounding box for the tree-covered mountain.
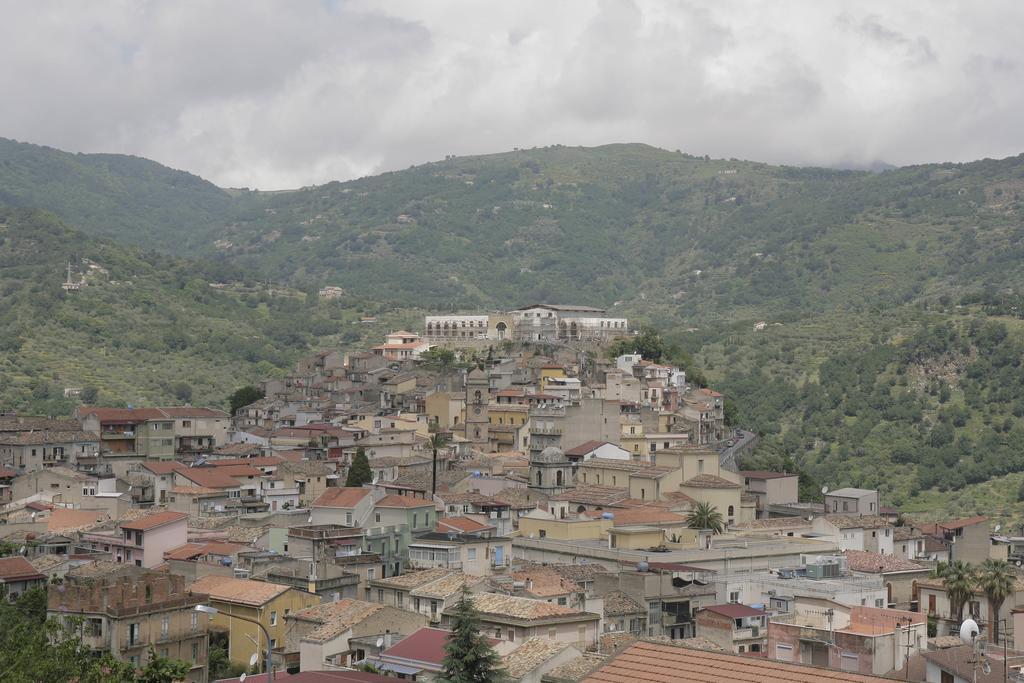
[0,137,235,253]
[0,206,381,414]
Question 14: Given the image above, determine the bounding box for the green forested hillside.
[0,138,235,253]
[0,207,377,413]
[5,139,1024,517]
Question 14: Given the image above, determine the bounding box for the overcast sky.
[2,1,1022,189]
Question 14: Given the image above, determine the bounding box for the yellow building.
[608,525,666,550]
[539,365,566,391]
[576,459,683,501]
[189,575,320,670]
[517,508,612,541]
[425,391,465,430]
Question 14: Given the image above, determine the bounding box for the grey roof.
[827,487,877,497]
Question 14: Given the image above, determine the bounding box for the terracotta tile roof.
[437,517,494,534]
[189,575,291,606]
[935,515,989,531]
[0,467,16,478]
[0,430,99,445]
[381,627,498,668]
[502,637,573,678]
[700,603,766,619]
[291,599,384,643]
[603,591,645,616]
[438,492,495,505]
[564,440,614,457]
[170,485,221,495]
[583,640,893,682]
[512,568,581,597]
[466,593,598,622]
[823,514,890,530]
[375,494,435,509]
[177,468,241,489]
[410,572,484,599]
[731,517,811,530]
[120,511,188,531]
[158,407,229,418]
[682,474,741,489]
[209,456,284,467]
[79,407,166,423]
[47,508,108,532]
[491,487,549,509]
[141,461,188,475]
[0,556,46,582]
[313,487,373,508]
[370,567,452,590]
[202,464,264,478]
[843,550,926,573]
[163,542,206,561]
[164,541,249,561]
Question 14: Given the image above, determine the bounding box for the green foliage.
[685,502,725,534]
[345,447,373,487]
[228,385,264,415]
[0,588,187,683]
[935,561,976,623]
[978,559,1015,643]
[209,631,245,681]
[439,587,505,683]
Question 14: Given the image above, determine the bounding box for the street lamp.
[195,604,274,681]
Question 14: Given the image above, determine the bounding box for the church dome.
[533,446,567,464]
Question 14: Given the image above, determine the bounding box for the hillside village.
[3,303,1023,682]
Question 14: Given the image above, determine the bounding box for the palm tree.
[686,502,725,534]
[428,431,450,497]
[937,560,976,625]
[978,558,1015,643]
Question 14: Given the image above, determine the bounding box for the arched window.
[536,471,543,486]
[556,470,564,487]
[727,505,735,517]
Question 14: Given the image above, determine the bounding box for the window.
[191,643,198,662]
[775,643,793,662]
[270,639,277,649]
[129,623,140,646]
[191,612,198,631]
[85,618,102,637]
[270,611,277,626]
[840,652,859,672]
[729,591,740,603]
[415,598,421,611]
[494,628,502,639]
[161,616,169,639]
[467,548,477,561]
[346,512,353,525]
[698,459,704,473]
[413,513,418,528]
[738,645,746,653]
[431,600,438,616]
[397,592,404,607]
[539,530,546,538]
[375,513,381,523]
[508,628,515,642]
[367,568,375,580]
[558,597,567,605]
[378,589,384,603]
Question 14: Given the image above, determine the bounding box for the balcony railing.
[529,427,562,435]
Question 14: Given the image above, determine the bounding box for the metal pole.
[219,610,275,681]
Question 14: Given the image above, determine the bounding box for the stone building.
[529,447,573,496]
[48,566,210,682]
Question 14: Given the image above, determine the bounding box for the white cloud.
[0,0,1021,188]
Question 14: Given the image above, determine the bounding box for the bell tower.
[464,367,490,450]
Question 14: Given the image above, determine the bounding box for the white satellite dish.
[239,674,246,683]
[307,515,313,524]
[30,512,36,520]
[821,485,829,495]
[19,546,26,555]
[995,524,1002,533]
[249,653,259,668]
[376,637,384,648]
[960,618,980,644]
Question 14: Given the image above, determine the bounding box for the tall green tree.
[439,588,504,683]
[934,560,976,624]
[345,447,373,487]
[978,559,1015,643]
[685,502,725,534]
[228,385,264,415]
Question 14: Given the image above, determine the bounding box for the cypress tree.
[345,447,373,487]
[439,587,504,683]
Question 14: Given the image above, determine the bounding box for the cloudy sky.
[2,1,1022,189]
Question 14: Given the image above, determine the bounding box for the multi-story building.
[0,556,47,600]
[78,511,189,568]
[77,407,229,461]
[408,531,512,576]
[695,603,768,655]
[594,563,719,640]
[512,304,628,342]
[188,575,320,671]
[0,428,100,472]
[49,566,210,682]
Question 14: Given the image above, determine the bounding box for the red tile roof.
[141,461,188,475]
[382,627,498,668]
[437,517,494,534]
[700,603,766,619]
[177,468,242,489]
[313,487,373,508]
[565,440,614,457]
[584,640,892,682]
[0,556,46,582]
[120,511,188,531]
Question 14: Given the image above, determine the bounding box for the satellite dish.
[995,524,1002,533]
[960,618,980,644]
[239,674,246,683]
[249,653,259,668]
[983,660,992,675]
[376,637,384,648]
[821,485,829,495]
[19,546,26,555]
[30,512,36,520]
[307,515,313,524]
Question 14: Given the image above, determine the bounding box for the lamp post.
[195,604,274,681]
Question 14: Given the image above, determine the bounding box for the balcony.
[102,431,136,439]
[529,426,562,435]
